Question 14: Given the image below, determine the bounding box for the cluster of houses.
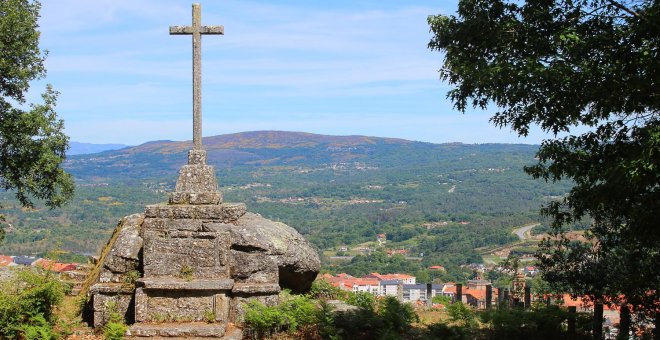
[0,254,89,294]
[0,254,79,271]
[320,272,501,309]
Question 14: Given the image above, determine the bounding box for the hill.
[1,131,569,281]
[68,141,129,155]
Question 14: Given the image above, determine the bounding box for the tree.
[0,0,73,212]
[429,0,658,322]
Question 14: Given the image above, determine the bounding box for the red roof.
[0,255,13,267]
[429,265,445,270]
[33,259,77,272]
[365,272,414,281]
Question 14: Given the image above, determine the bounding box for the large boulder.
[233,212,321,292]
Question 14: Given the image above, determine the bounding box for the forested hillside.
[0,131,570,280]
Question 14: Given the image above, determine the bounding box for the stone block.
[188,149,207,165]
[232,282,281,294]
[143,233,229,278]
[230,250,278,283]
[129,323,226,338]
[135,290,215,323]
[169,192,223,205]
[174,164,218,193]
[91,287,134,328]
[144,203,246,222]
[214,293,229,322]
[137,278,234,291]
[142,218,203,232]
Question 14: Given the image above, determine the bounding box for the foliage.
[316,300,339,340]
[103,301,127,340]
[0,0,73,209]
[18,314,57,340]
[178,265,193,281]
[307,279,348,300]
[432,294,451,306]
[243,291,318,339]
[480,304,592,340]
[203,310,216,323]
[347,291,376,311]
[377,296,419,335]
[332,296,418,340]
[0,268,66,339]
[103,322,127,340]
[429,0,660,318]
[447,302,477,328]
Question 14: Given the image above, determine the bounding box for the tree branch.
[605,0,657,26]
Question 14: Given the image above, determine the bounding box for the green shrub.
[331,296,418,340]
[243,291,321,339]
[243,300,288,339]
[307,279,348,300]
[347,291,376,311]
[479,305,591,340]
[18,314,57,340]
[103,321,127,340]
[447,302,477,328]
[377,296,419,335]
[0,268,66,339]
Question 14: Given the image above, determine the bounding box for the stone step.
[129,322,226,338]
[62,270,88,281]
[137,278,234,291]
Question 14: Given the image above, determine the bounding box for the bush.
[332,296,418,340]
[18,314,57,340]
[243,291,319,339]
[347,291,376,311]
[479,305,591,340]
[0,268,66,339]
[308,279,348,300]
[103,301,127,340]
[103,322,127,340]
[447,302,477,328]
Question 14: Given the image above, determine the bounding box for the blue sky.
[31,0,544,145]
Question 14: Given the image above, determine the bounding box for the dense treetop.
[429,0,658,319]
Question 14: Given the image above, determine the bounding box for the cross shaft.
[170,3,224,151]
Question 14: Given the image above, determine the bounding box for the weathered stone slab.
[236,212,320,292]
[232,282,280,294]
[103,214,143,275]
[137,278,234,291]
[129,322,225,338]
[169,192,223,205]
[90,283,135,294]
[187,149,207,165]
[144,203,246,221]
[174,164,218,193]
[143,234,229,278]
[91,287,134,328]
[142,218,203,232]
[134,290,215,323]
[230,250,278,283]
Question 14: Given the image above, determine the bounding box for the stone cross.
[170,3,224,151]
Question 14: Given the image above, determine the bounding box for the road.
[512,223,540,240]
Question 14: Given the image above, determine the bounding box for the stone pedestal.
[87,149,319,338]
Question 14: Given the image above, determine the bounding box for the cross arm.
[169,25,224,35]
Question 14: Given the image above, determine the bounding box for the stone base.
[144,203,246,221]
[169,192,222,205]
[174,164,218,193]
[129,322,225,338]
[90,283,135,328]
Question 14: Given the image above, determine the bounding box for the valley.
[0,131,574,281]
